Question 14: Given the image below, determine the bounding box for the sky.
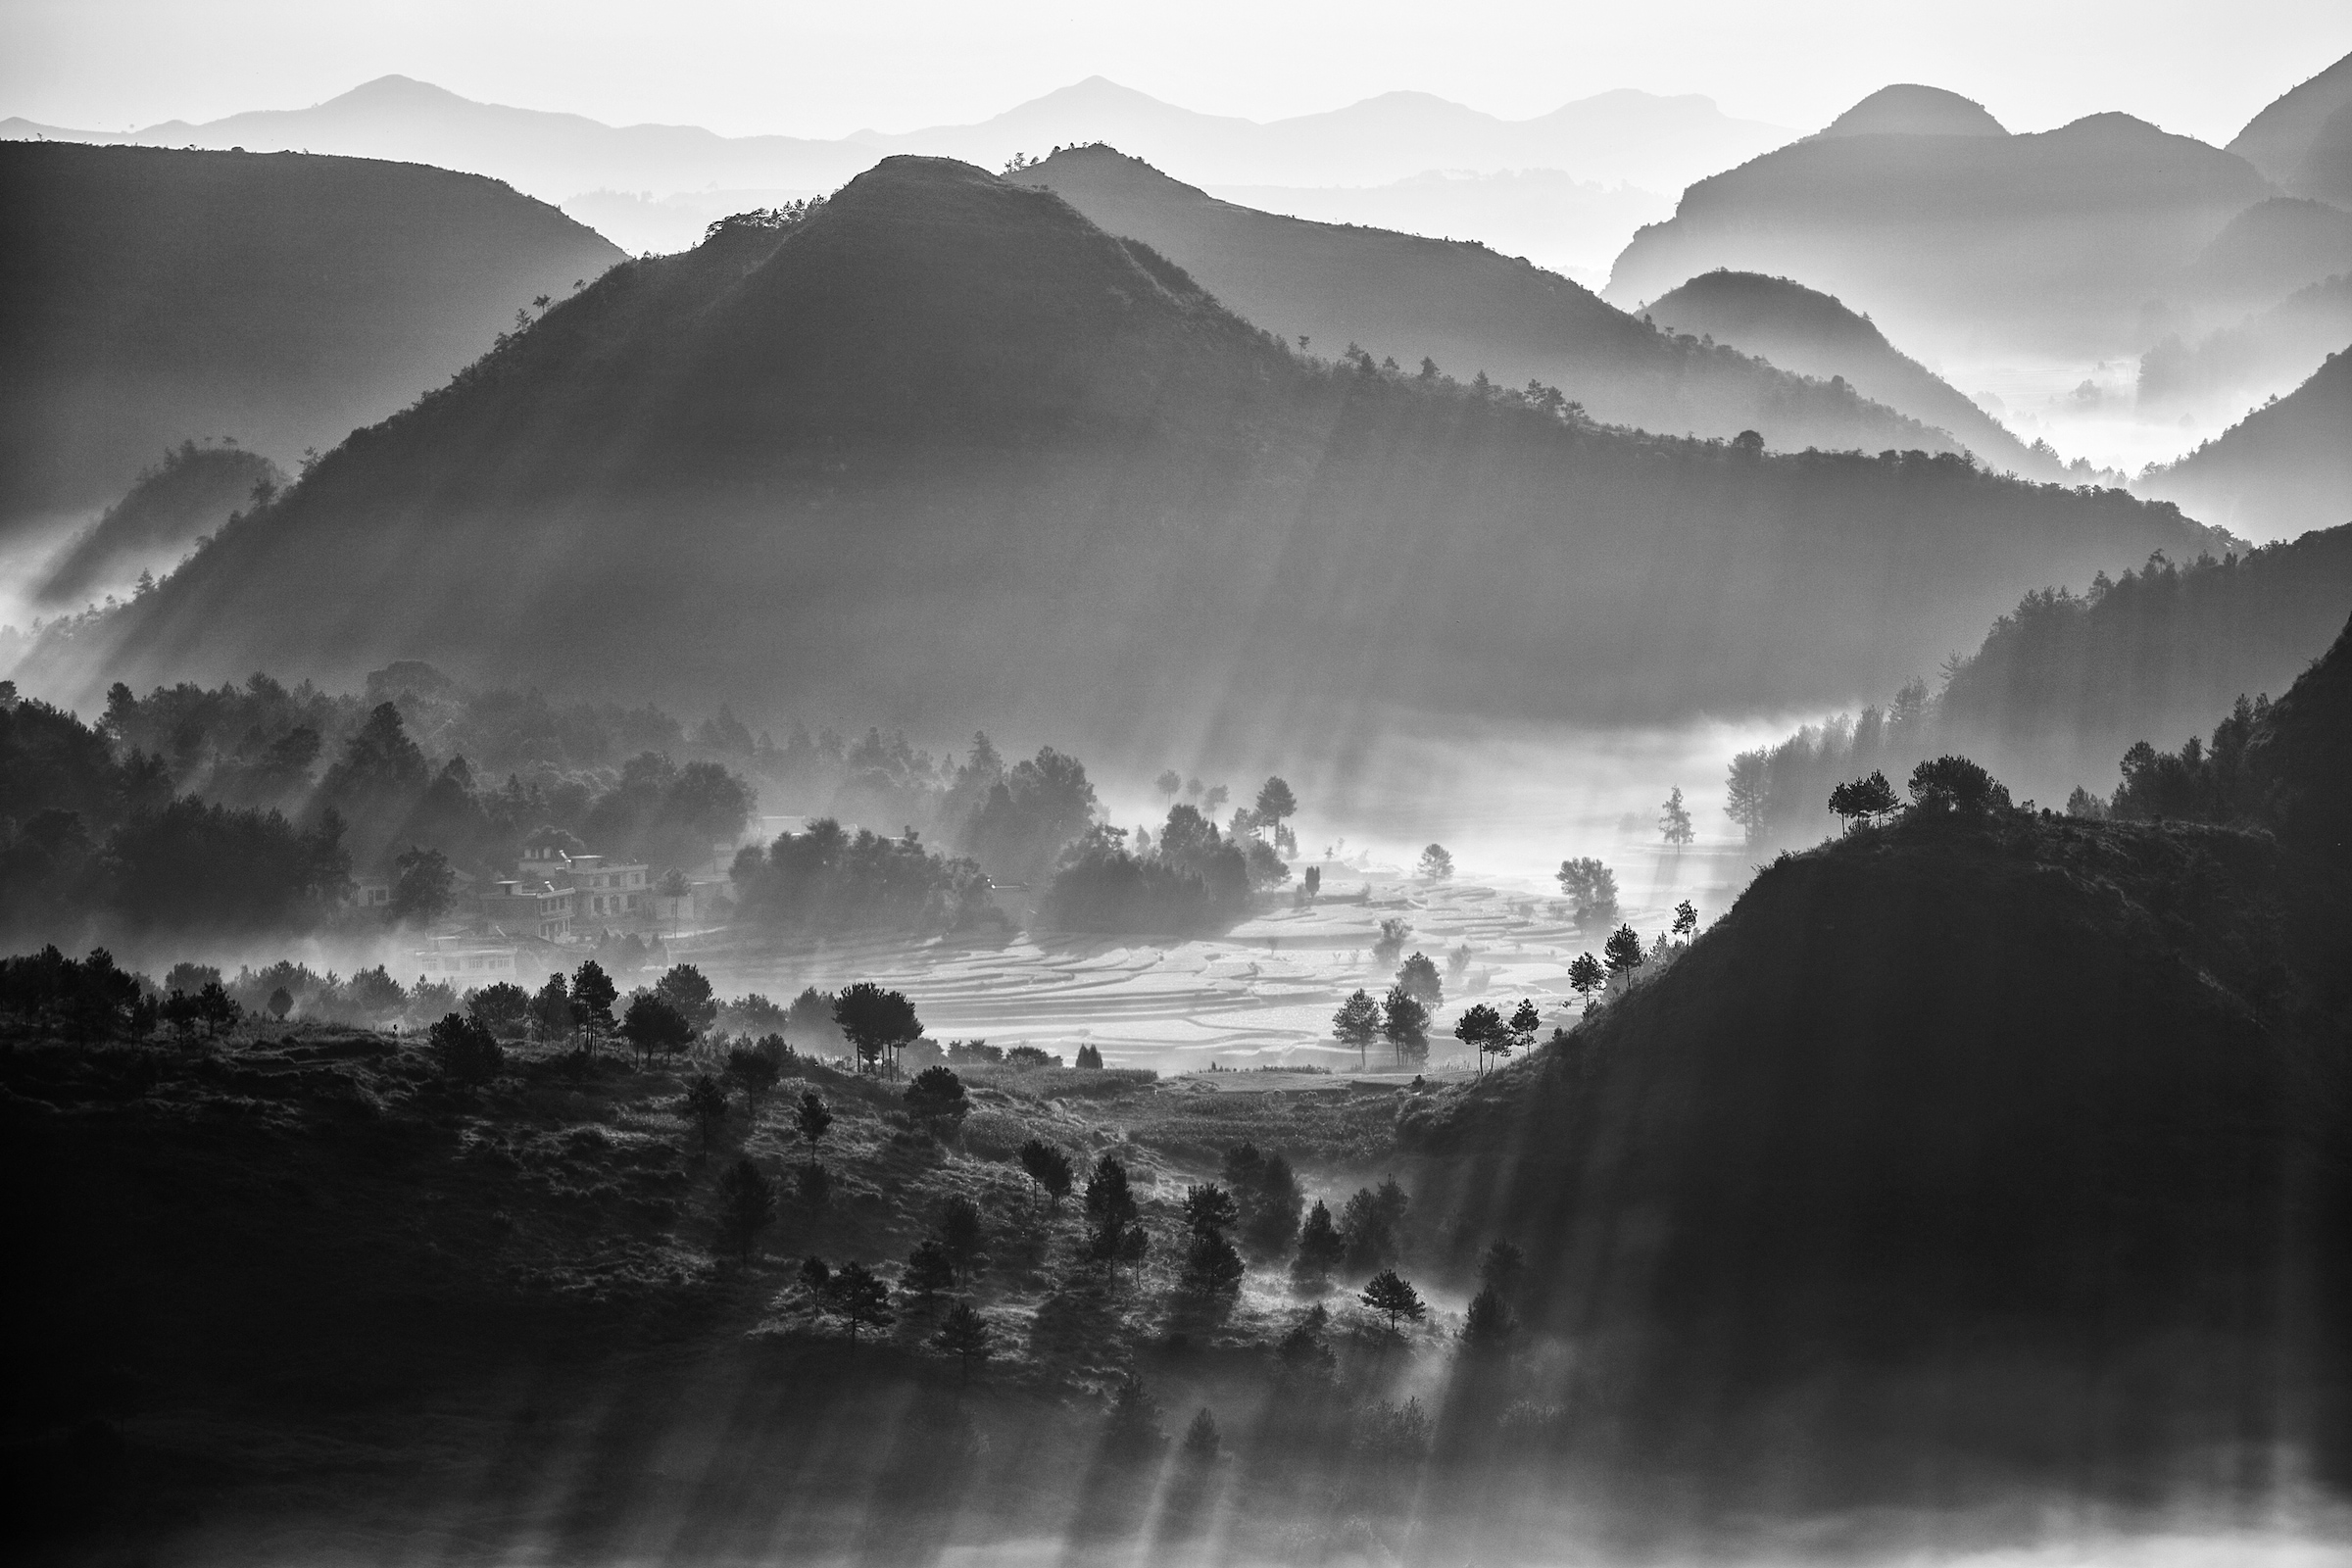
[5,0,2345,146]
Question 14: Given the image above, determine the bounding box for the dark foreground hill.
[1606,105,2270,358]
[1403,619,2352,1493]
[1642,270,2057,476]
[2138,346,2352,540]
[1004,146,1975,457]
[17,157,2223,755]
[0,143,622,536]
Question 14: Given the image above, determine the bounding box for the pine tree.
[1360,1269,1426,1336]
[1331,988,1381,1065]
[933,1300,993,1380]
[1294,1199,1346,1281]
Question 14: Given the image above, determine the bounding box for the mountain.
[2227,48,2352,196]
[2137,346,2352,540]
[10,157,2223,755]
[1401,626,2352,1488]
[0,142,622,539]
[2181,196,2352,314]
[3,73,1788,238]
[1005,146,1987,457]
[1605,104,2272,360]
[1815,83,2006,139]
[1642,270,2061,476]
[33,441,282,611]
[2138,271,2352,418]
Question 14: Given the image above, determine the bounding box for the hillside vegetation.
[2138,347,2352,540]
[0,142,621,535]
[17,157,2224,756]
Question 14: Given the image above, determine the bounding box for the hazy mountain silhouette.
[2182,196,2352,314]
[1606,102,2271,358]
[2227,48,2352,196]
[1643,270,2059,475]
[35,442,282,610]
[0,143,621,537]
[17,157,2222,753]
[1006,146,1984,456]
[2297,102,2352,207]
[2137,346,2352,539]
[1405,623,2352,1489]
[2140,272,2352,417]
[3,72,1788,225]
[1814,83,2006,139]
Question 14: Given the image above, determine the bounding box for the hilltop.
[32,442,282,610]
[1401,619,2352,1490]
[1606,104,2270,359]
[1643,270,2058,475]
[0,143,621,536]
[2137,347,2352,540]
[15,156,2225,758]
[1005,145,1975,457]
[2227,48,2352,198]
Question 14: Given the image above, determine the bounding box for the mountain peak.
[1818,84,2007,138]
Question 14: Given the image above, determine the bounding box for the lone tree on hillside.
[1568,953,1605,1007]
[682,1073,731,1147]
[1417,844,1454,883]
[1381,985,1429,1065]
[714,1156,776,1263]
[654,963,718,1033]
[834,981,921,1075]
[1829,769,1901,829]
[823,1261,895,1343]
[1603,924,1645,982]
[905,1064,970,1135]
[1507,999,1540,1060]
[1018,1138,1074,1209]
[1395,952,1443,1009]
[1672,900,1699,943]
[795,1089,833,1154]
[1659,787,1695,847]
[1360,1269,1427,1337]
[933,1301,994,1381]
[1453,1003,1506,1075]
[1332,989,1381,1066]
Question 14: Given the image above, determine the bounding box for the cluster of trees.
[729,817,995,934]
[1727,677,1937,849]
[2075,698,2273,825]
[1552,858,1620,932]
[1823,757,2019,831]
[1042,794,1292,934]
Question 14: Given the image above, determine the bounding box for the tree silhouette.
[1360,1269,1426,1336]
[1672,900,1699,943]
[723,1043,781,1116]
[1254,776,1298,827]
[1907,757,2010,815]
[621,993,692,1064]
[681,1073,731,1147]
[1416,844,1453,882]
[570,959,617,1049]
[428,1011,503,1084]
[1294,1200,1346,1282]
[939,1195,984,1284]
[1555,858,1620,932]
[653,963,717,1032]
[1659,787,1695,847]
[904,1064,970,1135]
[1181,1407,1222,1461]
[1155,769,1183,801]
[714,1156,776,1262]
[834,980,921,1075]
[824,1261,895,1342]
[1479,1239,1527,1300]
[1181,1229,1246,1298]
[1372,917,1411,966]
[1462,1286,1514,1348]
[933,1300,993,1381]
[196,980,240,1037]
[1829,769,1901,829]
[904,1238,956,1296]
[532,973,571,1043]
[1332,988,1381,1066]
[468,980,531,1039]
[387,845,454,925]
[1453,1003,1505,1075]
[795,1090,832,1154]
[1395,952,1443,1009]
[267,986,293,1021]
[1603,924,1645,981]
[1568,953,1605,1006]
[1073,1043,1104,1068]
[1182,1182,1240,1236]
[1382,985,1429,1066]
[1104,1373,1164,1459]
[1018,1138,1073,1209]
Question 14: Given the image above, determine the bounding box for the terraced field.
[676,847,1747,1073]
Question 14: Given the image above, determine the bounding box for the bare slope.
[0,142,623,536]
[1007,146,1978,456]
[2138,347,2352,539]
[1644,270,2057,475]
[1607,108,2270,358]
[17,157,2223,754]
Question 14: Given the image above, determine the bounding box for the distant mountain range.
[1641,270,2064,477]
[2137,345,2352,539]
[1006,147,1983,459]
[2227,48,2352,204]
[1606,94,2276,361]
[2137,271,2352,420]
[0,142,620,538]
[1,72,1790,258]
[15,157,2222,755]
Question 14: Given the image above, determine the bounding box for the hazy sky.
[6,0,2345,146]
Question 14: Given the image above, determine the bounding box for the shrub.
[428,1011,505,1084]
